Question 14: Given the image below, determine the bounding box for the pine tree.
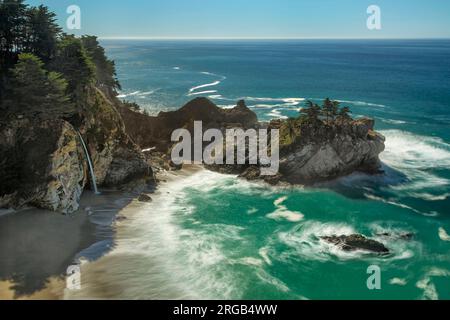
[25,5,61,63]
[322,98,335,123]
[50,35,95,94]
[300,100,321,124]
[337,106,352,122]
[81,36,121,92]
[1,53,72,116]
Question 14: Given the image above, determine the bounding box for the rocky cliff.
[118,97,258,152]
[276,118,386,184]
[119,97,385,185]
[0,87,153,214]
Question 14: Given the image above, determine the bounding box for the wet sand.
[0,166,200,300]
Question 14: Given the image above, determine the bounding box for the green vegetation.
[279,98,353,146]
[0,0,120,118]
[2,53,72,116]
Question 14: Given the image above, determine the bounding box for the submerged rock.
[138,194,152,202]
[320,234,390,254]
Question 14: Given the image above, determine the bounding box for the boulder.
[320,234,390,254]
[138,194,152,202]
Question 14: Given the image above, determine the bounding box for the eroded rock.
[320,234,390,254]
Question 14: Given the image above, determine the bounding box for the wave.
[416,268,450,300]
[438,227,450,241]
[266,109,289,119]
[266,196,304,222]
[277,220,419,262]
[379,130,450,194]
[116,90,141,98]
[336,99,387,108]
[188,90,218,96]
[188,81,222,94]
[380,118,408,125]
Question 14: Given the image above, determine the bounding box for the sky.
[26,0,450,39]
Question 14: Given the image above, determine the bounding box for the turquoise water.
[98,40,450,300]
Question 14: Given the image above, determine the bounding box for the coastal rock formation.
[278,118,385,183]
[0,119,86,213]
[118,97,258,152]
[0,89,153,214]
[81,89,151,187]
[320,234,390,254]
[119,97,385,185]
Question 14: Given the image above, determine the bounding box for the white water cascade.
[77,131,100,195]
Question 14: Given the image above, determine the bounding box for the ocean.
[83,39,450,300]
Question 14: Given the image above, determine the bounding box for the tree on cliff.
[1,53,72,116]
[81,36,121,93]
[337,106,352,122]
[299,100,321,125]
[322,98,337,122]
[0,0,27,67]
[24,5,61,63]
[50,35,95,95]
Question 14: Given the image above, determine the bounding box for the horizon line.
[97,36,450,41]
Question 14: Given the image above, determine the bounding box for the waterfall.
[76,131,100,195]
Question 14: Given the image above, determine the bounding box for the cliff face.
[0,87,153,214]
[119,97,385,185]
[80,88,151,187]
[277,118,385,183]
[0,119,85,213]
[119,98,258,152]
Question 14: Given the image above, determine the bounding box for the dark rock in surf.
[320,234,390,255]
[138,194,153,202]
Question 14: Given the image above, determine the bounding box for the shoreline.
[0,165,203,300]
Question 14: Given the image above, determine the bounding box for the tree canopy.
[1,53,72,117]
[0,1,122,116]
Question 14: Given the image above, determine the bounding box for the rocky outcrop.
[0,88,153,214]
[320,234,390,254]
[118,97,258,152]
[80,88,151,187]
[0,119,85,213]
[278,118,385,184]
[119,97,385,185]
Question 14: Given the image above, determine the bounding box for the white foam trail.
[188,90,218,96]
[173,66,180,70]
[438,227,450,241]
[267,196,304,222]
[189,81,221,94]
[381,130,450,170]
[336,99,387,108]
[266,109,288,120]
[380,130,450,195]
[416,268,450,300]
[364,194,437,216]
[117,90,141,98]
[389,278,407,286]
[380,118,408,125]
[208,94,223,99]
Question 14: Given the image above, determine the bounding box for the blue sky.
[27,0,450,39]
